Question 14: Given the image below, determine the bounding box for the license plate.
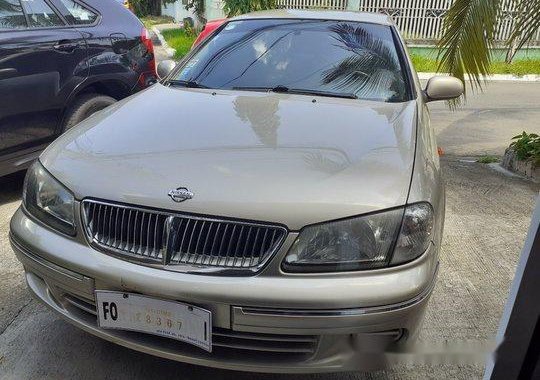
[95,291,212,352]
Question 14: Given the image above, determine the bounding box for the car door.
[0,0,88,158]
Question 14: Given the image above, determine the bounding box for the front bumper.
[10,207,438,373]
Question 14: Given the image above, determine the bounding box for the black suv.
[0,0,156,176]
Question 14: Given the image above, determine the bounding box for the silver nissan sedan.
[10,9,463,373]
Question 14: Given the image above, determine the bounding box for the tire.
[63,93,117,131]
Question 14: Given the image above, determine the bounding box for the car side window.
[0,0,27,29]
[20,0,64,28]
[58,0,97,25]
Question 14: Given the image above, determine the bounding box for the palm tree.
[0,1,25,29]
[438,0,540,89]
[321,23,406,101]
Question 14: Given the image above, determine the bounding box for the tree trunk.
[149,0,161,15]
[505,38,518,64]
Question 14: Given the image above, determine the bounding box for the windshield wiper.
[232,85,358,99]
[167,79,208,89]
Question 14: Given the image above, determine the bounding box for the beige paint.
[424,75,464,101]
[10,10,454,372]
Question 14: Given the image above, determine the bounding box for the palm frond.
[322,23,404,100]
[437,0,500,91]
[508,0,540,51]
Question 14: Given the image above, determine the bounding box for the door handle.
[0,68,17,80]
[53,40,78,53]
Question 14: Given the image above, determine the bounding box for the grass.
[161,28,197,60]
[140,15,175,29]
[490,60,540,76]
[409,54,540,76]
[154,26,540,75]
[410,54,439,72]
[477,155,500,164]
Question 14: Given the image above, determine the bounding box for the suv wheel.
[63,93,116,131]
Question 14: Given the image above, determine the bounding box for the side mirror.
[157,60,176,80]
[423,76,464,102]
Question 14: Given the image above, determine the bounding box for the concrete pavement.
[150,27,174,63]
[0,82,539,379]
[429,82,540,157]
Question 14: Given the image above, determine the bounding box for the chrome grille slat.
[120,208,126,250]
[96,204,102,239]
[82,200,287,271]
[241,226,253,267]
[133,211,140,254]
[113,207,119,248]
[187,219,199,263]
[212,330,318,343]
[138,212,145,255]
[153,213,159,258]
[225,224,237,266]
[107,206,114,246]
[249,227,261,267]
[211,341,314,353]
[216,224,229,266]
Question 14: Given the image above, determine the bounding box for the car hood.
[41,84,417,230]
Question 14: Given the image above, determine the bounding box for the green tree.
[438,0,540,89]
[184,0,206,23]
[131,0,176,17]
[222,0,276,17]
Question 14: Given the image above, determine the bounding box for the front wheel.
[63,93,116,131]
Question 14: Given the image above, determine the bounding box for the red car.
[192,18,227,47]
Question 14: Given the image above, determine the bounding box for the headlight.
[391,203,434,265]
[23,162,76,235]
[282,203,434,272]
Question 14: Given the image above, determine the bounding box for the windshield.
[169,19,411,102]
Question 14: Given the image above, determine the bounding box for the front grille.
[81,200,287,271]
[82,202,168,262]
[212,329,318,354]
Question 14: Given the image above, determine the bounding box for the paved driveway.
[0,82,539,379]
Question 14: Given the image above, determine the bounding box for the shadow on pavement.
[0,170,25,206]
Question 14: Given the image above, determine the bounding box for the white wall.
[162,0,225,24]
[205,0,226,20]
[161,1,199,25]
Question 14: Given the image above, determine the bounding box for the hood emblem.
[168,187,194,203]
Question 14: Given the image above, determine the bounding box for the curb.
[151,26,176,58]
[417,72,540,82]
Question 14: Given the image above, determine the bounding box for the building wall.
[205,0,226,20]
[161,1,199,24]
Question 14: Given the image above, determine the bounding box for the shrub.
[510,132,540,166]
[222,0,275,17]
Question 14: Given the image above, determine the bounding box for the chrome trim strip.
[80,199,289,275]
[238,264,438,317]
[10,233,85,281]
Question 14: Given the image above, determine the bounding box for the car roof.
[230,9,394,26]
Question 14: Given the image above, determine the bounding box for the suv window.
[21,0,64,28]
[0,0,27,29]
[59,0,97,25]
[171,19,411,102]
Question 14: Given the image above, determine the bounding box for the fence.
[275,0,347,11]
[274,0,540,44]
